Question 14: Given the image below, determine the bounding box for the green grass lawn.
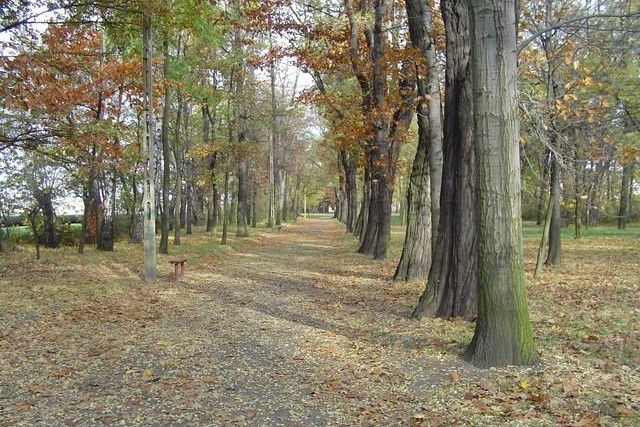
[522,221,640,239]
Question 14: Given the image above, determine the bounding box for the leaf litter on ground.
[0,218,638,426]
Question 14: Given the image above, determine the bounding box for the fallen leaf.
[584,334,599,343]
[616,405,635,418]
[327,379,342,390]
[519,379,529,390]
[528,392,547,404]
[562,378,578,396]
[16,402,33,411]
[575,411,598,426]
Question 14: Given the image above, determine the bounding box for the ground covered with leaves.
[0,217,638,426]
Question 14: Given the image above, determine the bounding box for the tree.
[393,0,443,282]
[1,22,140,253]
[345,0,416,260]
[412,0,478,320]
[463,0,538,367]
[142,13,157,283]
[159,37,172,255]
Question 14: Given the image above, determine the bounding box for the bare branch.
[518,12,640,54]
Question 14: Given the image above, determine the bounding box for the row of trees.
[263,0,637,366]
[0,1,329,259]
[1,0,638,367]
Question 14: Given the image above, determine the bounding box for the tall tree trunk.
[236,163,249,236]
[79,196,89,253]
[28,208,40,260]
[268,30,277,231]
[395,0,444,280]
[235,51,250,237]
[362,0,415,260]
[358,164,379,254]
[207,182,218,233]
[618,161,633,229]
[546,154,561,265]
[534,190,553,278]
[573,139,583,239]
[464,0,537,367]
[173,92,184,246]
[142,13,156,282]
[340,150,358,233]
[221,149,231,245]
[355,168,370,238]
[204,103,218,234]
[536,154,550,225]
[540,0,563,254]
[369,0,391,260]
[79,168,96,253]
[159,38,172,255]
[413,0,477,320]
[185,160,193,235]
[276,169,286,226]
[394,120,431,281]
[251,178,257,228]
[34,187,58,248]
[96,175,116,252]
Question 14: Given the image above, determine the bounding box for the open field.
[0,217,638,426]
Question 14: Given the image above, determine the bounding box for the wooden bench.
[169,259,187,281]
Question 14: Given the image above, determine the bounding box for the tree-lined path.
[1,217,482,426]
[2,217,639,425]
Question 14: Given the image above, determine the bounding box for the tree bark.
[142,13,157,282]
[536,154,550,225]
[618,161,633,229]
[221,148,231,245]
[203,103,218,234]
[173,92,184,246]
[358,164,379,254]
[276,168,286,226]
[573,139,584,239]
[34,187,58,248]
[534,190,553,277]
[96,175,116,252]
[346,0,414,259]
[463,0,538,367]
[340,150,358,233]
[159,38,172,255]
[79,170,96,253]
[186,160,193,235]
[413,0,477,320]
[394,126,431,280]
[28,207,40,260]
[546,153,561,265]
[235,52,250,237]
[251,177,257,228]
[369,0,393,260]
[395,0,444,281]
[352,171,371,237]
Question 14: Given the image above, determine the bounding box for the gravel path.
[1,217,481,426]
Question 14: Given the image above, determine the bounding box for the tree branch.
[518,12,640,54]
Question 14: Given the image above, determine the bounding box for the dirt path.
[1,217,481,426]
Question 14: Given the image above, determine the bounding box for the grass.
[522,221,640,239]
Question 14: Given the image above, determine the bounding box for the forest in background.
[0,0,639,368]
